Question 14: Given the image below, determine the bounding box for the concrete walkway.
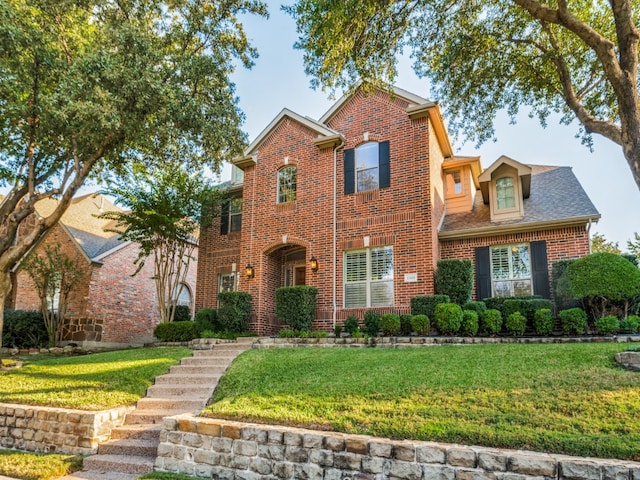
[55,339,254,480]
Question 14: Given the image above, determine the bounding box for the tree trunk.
[0,270,12,348]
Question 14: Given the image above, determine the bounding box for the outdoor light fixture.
[245,264,255,279]
[309,256,318,272]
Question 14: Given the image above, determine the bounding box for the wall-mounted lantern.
[245,264,255,279]
[309,256,318,272]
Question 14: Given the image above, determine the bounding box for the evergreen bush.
[275,286,318,332]
[434,259,473,305]
[2,310,48,348]
[411,314,430,336]
[399,314,413,335]
[363,310,381,337]
[343,315,359,335]
[505,311,527,336]
[174,305,191,322]
[217,291,252,333]
[462,301,487,317]
[620,315,640,334]
[411,295,450,318]
[434,303,463,335]
[595,315,620,335]
[460,310,479,336]
[480,309,502,335]
[559,307,587,335]
[380,313,401,336]
[194,308,219,334]
[533,308,554,336]
[153,321,198,342]
[552,259,579,311]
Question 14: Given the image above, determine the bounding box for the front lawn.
[0,449,83,480]
[203,343,640,460]
[0,347,191,410]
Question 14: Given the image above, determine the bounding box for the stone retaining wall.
[156,415,640,480]
[0,402,133,455]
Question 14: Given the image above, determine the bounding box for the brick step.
[136,397,205,411]
[82,454,155,475]
[98,438,158,457]
[125,409,191,425]
[179,356,234,366]
[146,384,214,398]
[153,373,221,385]
[109,424,162,441]
[169,364,228,375]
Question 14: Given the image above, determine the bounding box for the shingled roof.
[439,165,600,239]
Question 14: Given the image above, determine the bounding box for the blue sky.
[225,2,640,251]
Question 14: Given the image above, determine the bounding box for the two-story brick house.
[196,84,600,334]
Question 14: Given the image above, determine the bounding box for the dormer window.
[446,170,463,195]
[277,165,297,203]
[496,176,516,210]
[478,157,530,222]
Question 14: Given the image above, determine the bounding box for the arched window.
[355,142,380,192]
[277,165,297,203]
[175,283,192,309]
[496,176,516,210]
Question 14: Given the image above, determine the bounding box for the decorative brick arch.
[262,236,310,256]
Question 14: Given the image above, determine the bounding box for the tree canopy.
[0,0,267,345]
[285,0,640,189]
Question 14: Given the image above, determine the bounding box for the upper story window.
[277,166,297,203]
[231,165,244,185]
[496,176,516,210]
[220,197,242,235]
[446,170,462,195]
[343,140,390,195]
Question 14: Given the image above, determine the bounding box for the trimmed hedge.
[505,312,527,336]
[194,308,219,334]
[502,298,553,322]
[481,309,502,336]
[460,310,479,336]
[595,315,620,335]
[411,295,450,318]
[620,315,640,334]
[153,321,198,342]
[533,308,554,336]
[363,310,381,337]
[399,314,413,336]
[174,305,191,322]
[380,314,401,336]
[218,291,252,333]
[2,310,48,348]
[462,301,487,317]
[560,307,587,335]
[411,314,430,336]
[275,286,318,332]
[343,315,359,335]
[433,303,463,335]
[434,259,473,305]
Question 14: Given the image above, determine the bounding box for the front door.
[283,248,306,286]
[294,266,306,286]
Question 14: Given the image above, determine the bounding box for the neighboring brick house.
[196,84,600,335]
[9,194,198,346]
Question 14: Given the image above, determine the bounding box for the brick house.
[196,84,600,335]
[9,194,197,346]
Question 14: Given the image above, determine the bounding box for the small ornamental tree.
[567,253,640,319]
[21,244,83,346]
[434,259,473,305]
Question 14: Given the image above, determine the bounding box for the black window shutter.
[379,140,390,189]
[475,246,491,301]
[530,240,550,299]
[220,200,229,235]
[344,148,355,194]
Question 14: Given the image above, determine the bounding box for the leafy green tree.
[590,232,621,254]
[21,244,83,346]
[0,0,266,345]
[100,163,225,324]
[628,232,640,257]
[285,1,640,190]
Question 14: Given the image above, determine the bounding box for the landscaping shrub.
[174,305,192,322]
[533,308,554,336]
[275,286,318,332]
[380,314,401,336]
[343,315,359,335]
[334,324,342,337]
[460,310,479,336]
[153,321,198,342]
[483,297,506,312]
[2,310,48,348]
[194,308,219,334]
[411,295,450,318]
[595,315,620,335]
[434,259,473,305]
[399,314,413,335]
[363,310,381,337]
[411,314,430,336]
[620,315,640,334]
[503,298,553,322]
[433,303,462,335]
[462,301,487,318]
[217,291,252,333]
[278,329,296,338]
[505,312,527,336]
[560,307,587,335]
[552,259,579,311]
[480,309,502,335]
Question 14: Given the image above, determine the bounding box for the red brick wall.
[439,226,591,300]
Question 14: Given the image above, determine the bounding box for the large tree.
[0,0,267,345]
[285,0,640,189]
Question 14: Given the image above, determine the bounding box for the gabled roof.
[478,155,532,203]
[439,165,601,239]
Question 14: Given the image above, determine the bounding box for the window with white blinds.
[490,244,532,297]
[344,246,393,308]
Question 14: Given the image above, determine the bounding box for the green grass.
[203,343,640,460]
[0,347,191,410]
[0,449,83,480]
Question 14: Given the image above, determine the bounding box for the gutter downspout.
[333,140,345,330]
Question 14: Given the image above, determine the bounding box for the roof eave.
[313,133,345,150]
[407,103,454,157]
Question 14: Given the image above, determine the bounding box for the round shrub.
[363,310,381,337]
[380,313,401,336]
[481,309,502,336]
[462,301,487,318]
[2,310,48,348]
[559,307,587,335]
[411,314,430,335]
[343,315,360,335]
[153,321,198,342]
[194,308,219,334]
[460,310,479,336]
[174,305,191,322]
[505,311,527,336]
[434,303,463,335]
[399,314,413,335]
[620,315,640,334]
[533,308,554,336]
[595,315,620,335]
[275,286,318,332]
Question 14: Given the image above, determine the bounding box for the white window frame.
[495,176,517,211]
[228,198,242,233]
[218,272,238,294]
[175,282,192,308]
[277,166,297,203]
[344,246,394,308]
[490,243,532,297]
[355,142,380,193]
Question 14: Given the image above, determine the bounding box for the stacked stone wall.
[157,416,640,480]
[0,402,132,455]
